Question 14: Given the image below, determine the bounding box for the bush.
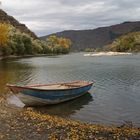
[0,45,12,56]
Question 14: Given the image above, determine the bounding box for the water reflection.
[1,53,140,125]
[34,93,93,117]
[0,60,33,95]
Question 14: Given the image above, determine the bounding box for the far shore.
[84,51,134,56]
[0,52,138,61]
[0,54,62,60]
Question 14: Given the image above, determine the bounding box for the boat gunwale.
[7,81,93,92]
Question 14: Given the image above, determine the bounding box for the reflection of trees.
[0,60,33,95]
[34,93,93,117]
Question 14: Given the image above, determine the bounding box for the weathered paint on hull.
[17,92,88,106]
[17,84,92,106]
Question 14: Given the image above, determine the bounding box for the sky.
[1,0,140,36]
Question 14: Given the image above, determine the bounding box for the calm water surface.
[0,53,140,126]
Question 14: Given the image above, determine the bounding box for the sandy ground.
[0,96,140,140]
[84,52,132,56]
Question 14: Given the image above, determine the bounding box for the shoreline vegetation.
[0,97,140,140]
[0,23,72,58]
[84,31,140,54]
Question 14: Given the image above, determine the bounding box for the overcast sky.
[1,0,140,36]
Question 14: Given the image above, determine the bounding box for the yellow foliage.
[107,31,140,52]
[22,109,140,140]
[0,23,10,46]
[47,35,71,49]
[58,38,71,48]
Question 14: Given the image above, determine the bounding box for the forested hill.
[40,21,140,51]
[0,9,37,39]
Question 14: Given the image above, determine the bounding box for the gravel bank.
[0,97,140,140]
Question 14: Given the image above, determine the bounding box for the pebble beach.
[0,96,140,140]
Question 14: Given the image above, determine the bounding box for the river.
[0,53,140,126]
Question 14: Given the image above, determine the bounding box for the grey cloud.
[2,0,140,36]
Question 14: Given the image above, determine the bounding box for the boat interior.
[29,81,91,90]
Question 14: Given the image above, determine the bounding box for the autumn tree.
[46,35,72,54]
[105,31,140,52]
[0,23,72,56]
[0,23,10,46]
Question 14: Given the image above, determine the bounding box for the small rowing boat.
[7,81,93,106]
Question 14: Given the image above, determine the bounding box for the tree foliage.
[46,35,72,54]
[0,23,10,46]
[105,32,140,52]
[0,23,72,56]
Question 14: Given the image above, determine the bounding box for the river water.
[0,53,140,126]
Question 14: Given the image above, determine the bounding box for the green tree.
[22,34,32,54]
[106,32,140,52]
[32,39,43,54]
[13,34,25,55]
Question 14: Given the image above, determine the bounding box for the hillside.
[0,9,37,39]
[106,31,140,52]
[41,21,140,51]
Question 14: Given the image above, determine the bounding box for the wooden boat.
[7,81,93,106]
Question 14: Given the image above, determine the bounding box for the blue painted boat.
[7,81,93,106]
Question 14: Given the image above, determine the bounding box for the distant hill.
[0,9,37,39]
[40,21,140,51]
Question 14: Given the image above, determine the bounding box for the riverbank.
[0,52,136,60]
[0,54,63,60]
[84,52,133,56]
[0,97,140,140]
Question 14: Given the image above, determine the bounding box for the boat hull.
[7,81,93,106]
[17,91,89,106]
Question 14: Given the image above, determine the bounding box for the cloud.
[1,0,140,36]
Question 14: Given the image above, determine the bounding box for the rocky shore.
[0,96,140,140]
